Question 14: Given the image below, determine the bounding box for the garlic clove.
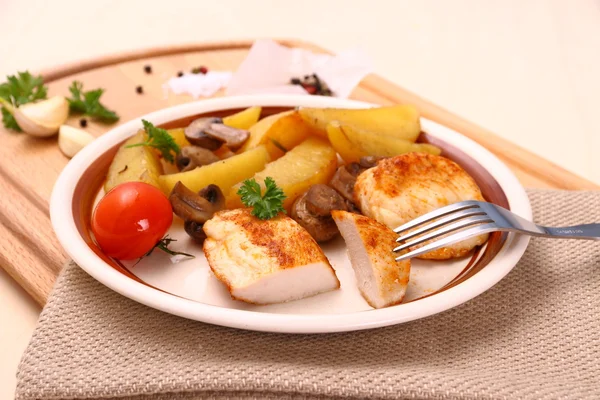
[11,96,69,137]
[58,125,95,158]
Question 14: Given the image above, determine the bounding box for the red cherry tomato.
[91,182,173,260]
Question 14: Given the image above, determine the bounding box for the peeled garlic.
[6,96,69,137]
[58,125,95,158]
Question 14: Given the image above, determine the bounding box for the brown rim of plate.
[72,106,510,306]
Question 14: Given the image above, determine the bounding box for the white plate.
[51,95,531,334]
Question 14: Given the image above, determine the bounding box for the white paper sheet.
[226,39,373,98]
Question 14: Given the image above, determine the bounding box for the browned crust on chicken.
[358,153,484,204]
[354,153,488,260]
[213,208,330,269]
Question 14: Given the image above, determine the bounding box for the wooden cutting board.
[1,39,597,307]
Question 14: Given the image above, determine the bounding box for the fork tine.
[395,208,486,243]
[393,215,493,253]
[392,200,482,234]
[395,223,497,261]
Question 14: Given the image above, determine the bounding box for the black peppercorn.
[177,71,184,77]
[144,65,152,74]
[136,86,143,94]
[79,118,87,128]
[290,78,301,85]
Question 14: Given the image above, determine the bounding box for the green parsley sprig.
[237,177,286,220]
[126,119,180,163]
[67,81,119,123]
[0,71,48,131]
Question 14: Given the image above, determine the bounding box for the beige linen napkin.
[16,189,600,400]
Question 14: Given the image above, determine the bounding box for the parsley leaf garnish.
[237,177,286,220]
[0,71,48,131]
[67,81,119,123]
[1,107,20,131]
[126,119,180,163]
[0,71,47,104]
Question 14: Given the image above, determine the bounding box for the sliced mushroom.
[198,184,225,210]
[184,221,207,243]
[184,117,249,151]
[305,184,347,217]
[343,198,361,214]
[329,158,385,207]
[344,162,365,177]
[184,118,224,150]
[176,146,220,172]
[205,123,249,150]
[359,156,387,169]
[169,182,226,244]
[169,182,215,223]
[329,166,358,203]
[291,191,339,243]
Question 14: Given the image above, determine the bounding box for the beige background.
[1,0,599,398]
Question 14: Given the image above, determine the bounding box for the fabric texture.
[15,189,600,400]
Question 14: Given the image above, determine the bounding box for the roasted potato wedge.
[104,131,163,192]
[238,110,293,153]
[158,145,270,196]
[326,121,358,164]
[227,137,337,212]
[222,106,262,130]
[213,145,235,159]
[160,159,179,175]
[299,105,421,142]
[326,122,441,163]
[262,111,319,159]
[166,128,191,149]
[239,110,318,158]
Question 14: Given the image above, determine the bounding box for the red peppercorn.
[199,66,208,74]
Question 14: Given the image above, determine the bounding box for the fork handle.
[541,223,600,240]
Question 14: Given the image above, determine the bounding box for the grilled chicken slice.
[203,208,340,304]
[332,210,410,309]
[354,153,489,260]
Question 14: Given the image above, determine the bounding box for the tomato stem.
[132,235,195,266]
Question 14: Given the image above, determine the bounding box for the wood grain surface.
[1,40,597,306]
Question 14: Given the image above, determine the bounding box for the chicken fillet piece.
[332,210,410,308]
[203,208,340,304]
[354,153,489,260]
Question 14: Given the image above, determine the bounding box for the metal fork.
[393,200,600,261]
